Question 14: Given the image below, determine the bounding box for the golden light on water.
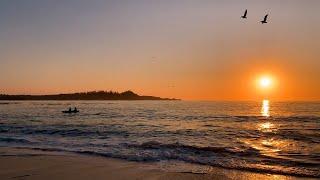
[258,122,276,134]
[259,100,274,132]
[261,100,270,117]
[260,122,273,129]
[256,100,282,157]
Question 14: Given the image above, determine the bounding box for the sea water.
[0,100,319,177]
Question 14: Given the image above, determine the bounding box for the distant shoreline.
[0,90,180,101]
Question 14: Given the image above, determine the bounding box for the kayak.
[62,110,79,113]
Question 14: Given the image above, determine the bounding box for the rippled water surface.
[0,100,319,177]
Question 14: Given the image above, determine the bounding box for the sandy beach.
[0,147,312,180]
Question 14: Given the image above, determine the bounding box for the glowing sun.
[259,76,272,88]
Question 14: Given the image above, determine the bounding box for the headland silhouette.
[0,90,179,101]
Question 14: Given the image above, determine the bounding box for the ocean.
[0,100,319,177]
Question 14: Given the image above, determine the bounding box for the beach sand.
[0,147,311,180]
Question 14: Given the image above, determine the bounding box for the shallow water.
[0,100,319,177]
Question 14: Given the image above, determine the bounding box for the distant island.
[0,91,179,101]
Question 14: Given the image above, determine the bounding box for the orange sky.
[0,1,319,100]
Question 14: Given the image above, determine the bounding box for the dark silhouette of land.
[0,90,179,101]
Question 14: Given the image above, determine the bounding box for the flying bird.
[241,9,247,19]
[261,14,268,24]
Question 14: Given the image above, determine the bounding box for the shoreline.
[0,147,314,180]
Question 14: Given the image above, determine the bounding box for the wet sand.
[0,147,312,180]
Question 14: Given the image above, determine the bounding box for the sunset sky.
[1,0,319,100]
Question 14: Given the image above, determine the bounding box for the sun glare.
[260,76,272,87]
[259,76,272,88]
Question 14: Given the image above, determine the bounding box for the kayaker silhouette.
[62,107,79,113]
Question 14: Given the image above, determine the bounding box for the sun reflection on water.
[261,100,270,117]
[246,100,283,158]
[259,100,276,133]
[258,122,275,133]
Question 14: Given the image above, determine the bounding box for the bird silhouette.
[261,14,268,24]
[241,9,247,19]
